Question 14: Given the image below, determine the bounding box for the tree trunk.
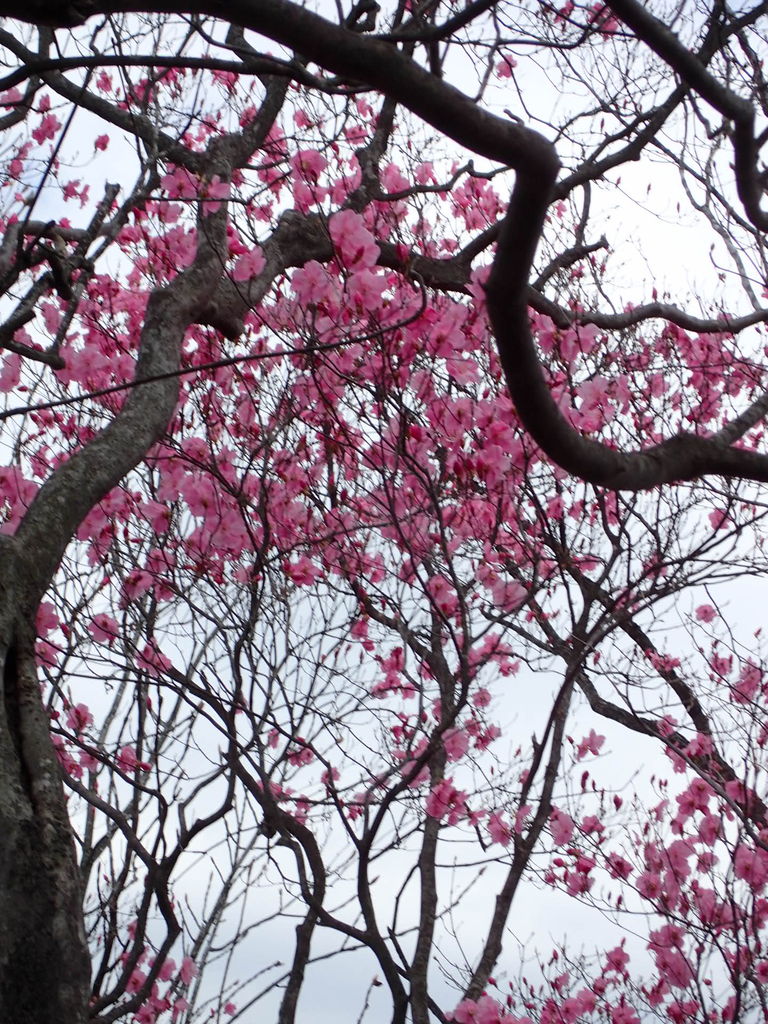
[0,598,90,1024]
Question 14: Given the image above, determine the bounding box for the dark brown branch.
[0,51,314,93]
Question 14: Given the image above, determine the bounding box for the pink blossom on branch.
[89,613,120,645]
[65,703,93,734]
[136,642,172,678]
[292,148,328,182]
[449,994,532,1024]
[443,727,469,761]
[549,807,575,846]
[426,778,468,824]
[695,603,717,623]
[487,811,512,847]
[284,554,322,587]
[496,53,517,78]
[231,245,265,281]
[329,209,379,270]
[575,728,605,760]
[115,745,150,774]
[178,955,198,986]
[32,112,61,144]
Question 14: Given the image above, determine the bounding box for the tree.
[1,2,768,1022]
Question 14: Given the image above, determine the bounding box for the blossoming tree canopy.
[2,2,768,1024]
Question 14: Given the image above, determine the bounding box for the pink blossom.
[140,500,170,535]
[36,639,59,668]
[606,853,633,879]
[653,948,694,989]
[161,165,199,201]
[579,814,604,835]
[514,804,531,833]
[472,687,491,708]
[52,734,81,777]
[443,727,469,761]
[348,268,385,309]
[572,990,596,1014]
[685,732,713,758]
[381,162,409,193]
[426,778,468,824]
[157,957,176,982]
[32,112,61,144]
[133,1004,158,1024]
[292,259,334,304]
[64,183,82,206]
[126,967,146,992]
[329,209,379,270]
[487,812,512,847]
[663,839,694,879]
[122,568,154,603]
[116,745,150,774]
[288,740,314,766]
[734,845,768,890]
[708,507,731,531]
[450,994,525,1024]
[428,574,459,617]
[709,650,732,677]
[178,955,198,985]
[415,161,435,184]
[496,53,517,78]
[89,613,120,645]
[285,555,322,587]
[605,944,629,973]
[731,658,762,703]
[609,1005,640,1024]
[588,4,620,35]
[475,725,501,750]
[171,997,189,1021]
[292,148,327,182]
[201,174,230,212]
[0,87,21,107]
[649,923,685,951]
[66,703,93,734]
[636,870,663,900]
[0,353,21,392]
[136,642,172,678]
[695,603,717,622]
[35,601,59,637]
[547,495,565,519]
[575,728,605,760]
[489,578,527,612]
[549,808,574,845]
[232,245,265,282]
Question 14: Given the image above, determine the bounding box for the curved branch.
[13,203,229,601]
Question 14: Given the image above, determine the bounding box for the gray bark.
[0,590,91,1024]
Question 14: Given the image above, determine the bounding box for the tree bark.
[0,590,90,1024]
